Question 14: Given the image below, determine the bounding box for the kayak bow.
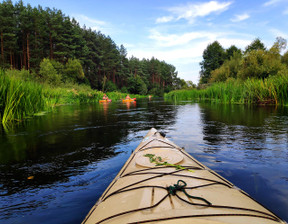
[82,128,285,224]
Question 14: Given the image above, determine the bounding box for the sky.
[21,0,288,84]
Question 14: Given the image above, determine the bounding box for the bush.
[127,75,147,95]
[64,58,85,83]
[39,58,62,86]
[210,51,242,83]
[121,86,128,93]
[105,81,118,92]
[238,49,286,80]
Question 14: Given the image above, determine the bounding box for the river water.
[1,99,288,223]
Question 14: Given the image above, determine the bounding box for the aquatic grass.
[0,71,46,125]
[165,73,288,105]
[2,80,24,123]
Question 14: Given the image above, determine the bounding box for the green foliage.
[238,48,286,80]
[282,51,288,66]
[144,154,194,172]
[50,60,65,77]
[0,70,45,125]
[0,1,180,94]
[207,37,287,84]
[64,58,85,82]
[0,69,149,126]
[244,38,266,54]
[165,72,288,105]
[39,58,62,86]
[121,86,128,93]
[127,75,148,95]
[210,51,243,83]
[199,41,226,84]
[226,45,242,60]
[105,80,118,92]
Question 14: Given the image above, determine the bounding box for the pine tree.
[0,0,17,68]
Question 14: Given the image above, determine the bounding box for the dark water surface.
[1,99,288,223]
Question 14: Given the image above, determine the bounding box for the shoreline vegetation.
[2,1,288,128]
[0,70,144,126]
[164,73,288,105]
[0,1,183,127]
[165,37,288,106]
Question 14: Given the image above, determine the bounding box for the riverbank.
[0,70,142,126]
[165,73,288,105]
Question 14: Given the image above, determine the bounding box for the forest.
[199,37,288,84]
[165,37,288,105]
[0,0,182,96]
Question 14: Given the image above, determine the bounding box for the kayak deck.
[82,128,286,224]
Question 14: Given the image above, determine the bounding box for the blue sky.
[23,0,288,84]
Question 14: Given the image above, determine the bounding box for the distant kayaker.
[103,94,109,100]
[125,94,131,100]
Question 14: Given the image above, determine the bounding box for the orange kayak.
[99,99,112,103]
[122,98,136,103]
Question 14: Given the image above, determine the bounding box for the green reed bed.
[1,69,147,125]
[0,71,101,125]
[165,73,288,105]
[0,71,45,124]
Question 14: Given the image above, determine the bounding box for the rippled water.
[0,99,287,223]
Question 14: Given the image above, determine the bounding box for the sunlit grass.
[165,73,288,105]
[0,69,148,126]
[0,71,45,124]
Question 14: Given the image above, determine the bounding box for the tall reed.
[165,73,288,105]
[0,70,45,125]
[0,69,149,126]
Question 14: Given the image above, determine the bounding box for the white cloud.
[231,13,250,22]
[217,38,252,49]
[269,28,288,39]
[148,30,218,47]
[156,16,174,24]
[72,14,107,31]
[156,1,232,24]
[127,31,252,84]
[263,0,282,7]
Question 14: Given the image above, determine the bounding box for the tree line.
[0,0,182,95]
[199,37,288,84]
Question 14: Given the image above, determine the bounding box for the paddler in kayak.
[125,94,131,100]
[103,94,110,101]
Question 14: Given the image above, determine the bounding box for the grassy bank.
[165,73,288,105]
[0,70,143,126]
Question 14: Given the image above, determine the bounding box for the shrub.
[39,58,62,86]
[64,58,85,82]
[127,75,147,95]
[105,81,118,92]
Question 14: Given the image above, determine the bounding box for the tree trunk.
[20,52,23,69]
[49,32,53,59]
[27,33,30,70]
[23,40,26,69]
[113,68,116,84]
[10,51,12,69]
[1,32,4,63]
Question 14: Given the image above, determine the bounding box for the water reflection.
[99,101,111,117]
[0,100,287,223]
[123,100,137,110]
[196,103,288,220]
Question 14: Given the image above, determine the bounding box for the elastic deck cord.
[86,137,284,224]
